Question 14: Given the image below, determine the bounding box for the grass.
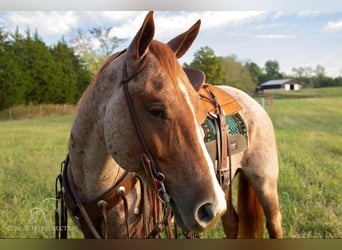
[0,116,82,238]
[0,87,341,238]
[269,90,342,238]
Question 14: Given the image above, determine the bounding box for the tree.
[1,28,32,108]
[89,27,124,57]
[291,66,314,88]
[184,46,225,85]
[71,27,125,76]
[245,61,266,85]
[264,60,283,80]
[0,26,93,110]
[220,56,256,93]
[0,28,25,110]
[51,39,92,103]
[51,40,79,103]
[20,30,60,104]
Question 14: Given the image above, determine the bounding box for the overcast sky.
[1,11,342,77]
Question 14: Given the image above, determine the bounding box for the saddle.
[184,67,248,189]
[184,67,242,115]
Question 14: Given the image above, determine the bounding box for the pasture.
[0,87,341,238]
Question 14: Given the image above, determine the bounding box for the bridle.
[121,55,172,237]
[55,51,172,239]
[55,51,237,239]
[121,56,166,187]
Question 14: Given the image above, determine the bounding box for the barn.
[260,79,302,91]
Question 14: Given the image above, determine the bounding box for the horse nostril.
[196,203,214,224]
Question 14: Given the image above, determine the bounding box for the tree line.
[185,46,342,93]
[0,27,92,111]
[1,27,342,111]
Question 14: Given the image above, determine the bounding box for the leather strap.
[63,159,102,239]
[121,58,162,189]
[59,155,139,239]
[218,113,229,188]
[199,85,233,189]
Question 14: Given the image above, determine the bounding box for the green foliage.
[0,27,91,111]
[184,46,226,85]
[220,56,256,93]
[0,28,29,109]
[245,61,267,85]
[71,27,125,76]
[50,40,91,104]
[264,60,283,80]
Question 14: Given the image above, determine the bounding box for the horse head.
[102,12,226,233]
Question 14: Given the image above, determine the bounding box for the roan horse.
[55,11,282,239]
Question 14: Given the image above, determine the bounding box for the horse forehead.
[143,59,188,96]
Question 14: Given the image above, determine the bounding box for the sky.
[1,11,342,77]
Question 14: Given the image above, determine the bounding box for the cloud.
[200,11,268,30]
[324,20,342,32]
[255,23,284,30]
[4,12,79,36]
[255,34,295,39]
[298,11,322,17]
[109,11,269,39]
[272,11,287,20]
[106,11,269,41]
[1,11,269,42]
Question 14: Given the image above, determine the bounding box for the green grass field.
[0,87,341,238]
[269,88,342,238]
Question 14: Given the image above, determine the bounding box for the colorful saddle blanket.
[184,67,248,162]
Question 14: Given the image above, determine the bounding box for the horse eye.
[148,105,167,119]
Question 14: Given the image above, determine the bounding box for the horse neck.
[68,67,124,202]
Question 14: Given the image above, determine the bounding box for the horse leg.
[254,177,283,238]
[221,186,239,238]
[241,168,283,238]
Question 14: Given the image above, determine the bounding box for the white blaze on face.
[177,79,227,214]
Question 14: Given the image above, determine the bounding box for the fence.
[0,104,75,121]
[254,96,274,111]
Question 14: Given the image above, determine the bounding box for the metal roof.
[260,79,294,86]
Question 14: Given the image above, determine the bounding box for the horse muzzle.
[171,192,226,233]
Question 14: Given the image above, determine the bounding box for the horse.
[55,11,282,239]
[56,11,226,239]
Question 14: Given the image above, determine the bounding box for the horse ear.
[167,20,201,58]
[127,11,155,60]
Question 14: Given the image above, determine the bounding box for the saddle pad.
[201,113,247,143]
[201,113,248,156]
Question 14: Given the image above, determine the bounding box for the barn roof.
[260,79,294,87]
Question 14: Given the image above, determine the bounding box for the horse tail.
[237,173,264,238]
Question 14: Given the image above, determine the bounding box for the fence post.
[8,108,12,120]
